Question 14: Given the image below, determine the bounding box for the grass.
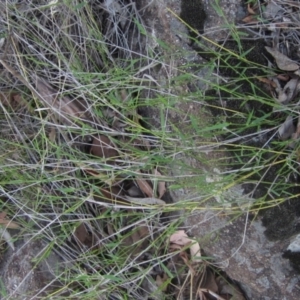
[0,0,299,298]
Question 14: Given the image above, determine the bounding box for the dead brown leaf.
[136,175,154,198]
[74,222,101,250]
[292,115,300,141]
[265,47,299,71]
[0,91,28,111]
[95,186,124,204]
[169,230,201,261]
[74,223,89,244]
[125,196,166,206]
[90,134,119,160]
[278,116,295,140]
[121,224,149,255]
[278,78,299,103]
[152,169,166,199]
[126,185,144,197]
[34,77,91,125]
[256,77,277,88]
[201,268,219,294]
[156,273,169,292]
[0,212,20,229]
[277,74,290,81]
[247,4,256,15]
[122,136,151,151]
[48,127,56,142]
[242,15,258,24]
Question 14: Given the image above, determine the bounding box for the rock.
[0,236,65,299]
[138,0,300,299]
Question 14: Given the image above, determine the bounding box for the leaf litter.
[241,0,300,148]
[0,1,251,299]
[0,75,242,297]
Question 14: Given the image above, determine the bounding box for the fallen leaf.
[169,230,201,261]
[136,176,154,198]
[152,169,166,199]
[190,241,202,261]
[121,224,149,255]
[125,196,166,206]
[247,4,256,15]
[277,78,299,103]
[265,47,299,71]
[0,91,28,111]
[276,74,289,81]
[74,222,101,250]
[90,134,119,160]
[201,268,219,294]
[74,223,89,244]
[292,115,300,141]
[169,230,192,246]
[278,116,295,140]
[48,127,56,142]
[126,185,144,197]
[34,77,90,125]
[0,211,20,229]
[95,186,123,204]
[242,15,258,23]
[0,227,15,250]
[294,69,300,76]
[0,37,4,49]
[156,273,169,292]
[257,77,277,88]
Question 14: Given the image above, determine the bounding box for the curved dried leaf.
[170,230,192,246]
[0,37,5,49]
[127,185,144,197]
[153,169,166,199]
[0,228,14,250]
[90,135,119,160]
[169,230,201,261]
[74,223,89,244]
[74,222,100,249]
[277,78,299,103]
[257,77,277,88]
[0,211,20,229]
[0,91,28,111]
[265,47,299,71]
[242,15,258,23]
[202,268,219,293]
[35,77,90,124]
[156,274,169,292]
[96,186,123,203]
[247,4,256,15]
[125,196,166,206]
[136,178,154,198]
[49,127,56,142]
[279,116,295,140]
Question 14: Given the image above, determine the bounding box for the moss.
[180,0,206,41]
